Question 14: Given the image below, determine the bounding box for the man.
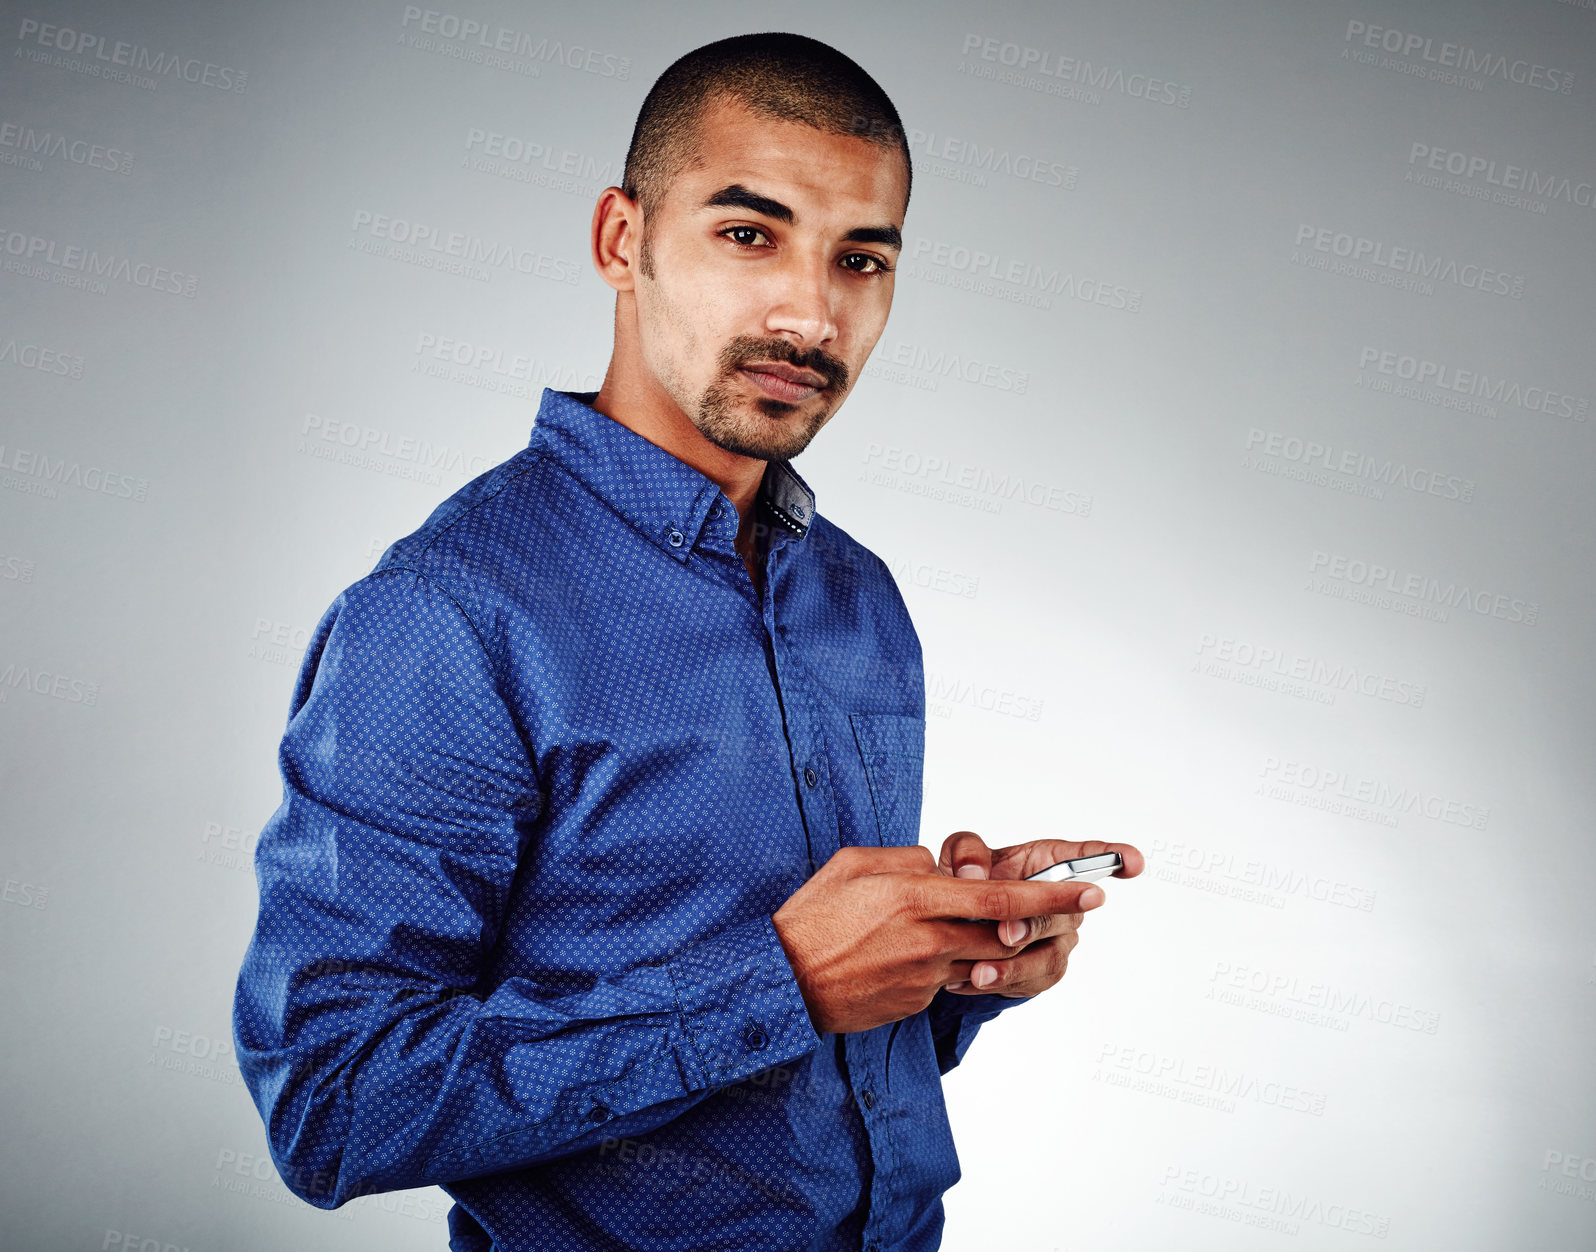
[234,31,1141,1252]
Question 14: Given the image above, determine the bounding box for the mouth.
[738,362,828,403]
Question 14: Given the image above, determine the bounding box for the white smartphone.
[1025,852,1122,883]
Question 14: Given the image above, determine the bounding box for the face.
[632,98,908,462]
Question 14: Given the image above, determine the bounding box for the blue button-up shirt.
[234,387,1025,1251]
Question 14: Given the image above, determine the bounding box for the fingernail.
[956,864,987,878]
[1003,919,1028,945]
[945,982,968,991]
[1081,886,1104,908]
[973,965,997,988]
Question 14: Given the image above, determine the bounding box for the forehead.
[669,97,908,225]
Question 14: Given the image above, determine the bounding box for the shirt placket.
[761,517,900,1252]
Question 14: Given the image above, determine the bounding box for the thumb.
[940,830,992,879]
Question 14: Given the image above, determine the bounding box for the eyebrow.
[701,183,902,252]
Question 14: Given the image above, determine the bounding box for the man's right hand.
[770,845,1105,1034]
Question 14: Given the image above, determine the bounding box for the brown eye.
[841,253,890,274]
[722,226,770,247]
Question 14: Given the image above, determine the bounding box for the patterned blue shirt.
[233,388,1025,1252]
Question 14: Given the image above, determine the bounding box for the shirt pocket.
[847,712,926,848]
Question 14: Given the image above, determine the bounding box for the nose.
[764,250,839,350]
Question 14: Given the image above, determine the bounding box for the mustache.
[717,335,850,391]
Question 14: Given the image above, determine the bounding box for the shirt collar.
[528,388,816,563]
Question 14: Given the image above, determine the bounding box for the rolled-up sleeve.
[232,568,821,1207]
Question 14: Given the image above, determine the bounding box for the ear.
[590,186,642,292]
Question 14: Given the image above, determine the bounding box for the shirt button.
[743,1026,769,1051]
[710,503,722,518]
[861,1089,875,1109]
[804,767,818,788]
[666,529,685,548]
[587,1104,611,1123]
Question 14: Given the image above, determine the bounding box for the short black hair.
[621,32,911,239]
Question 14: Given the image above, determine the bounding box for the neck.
[591,293,766,555]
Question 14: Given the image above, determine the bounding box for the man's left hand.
[936,831,1143,998]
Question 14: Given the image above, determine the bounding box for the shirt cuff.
[934,987,1031,1016]
[665,912,823,1089]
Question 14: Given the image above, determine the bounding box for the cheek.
[646,269,728,351]
[637,281,700,372]
[842,291,893,359]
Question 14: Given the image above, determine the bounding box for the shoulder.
[363,444,578,630]
[803,513,905,602]
[801,512,920,655]
[373,445,548,577]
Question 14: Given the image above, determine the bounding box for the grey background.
[2,0,1594,1248]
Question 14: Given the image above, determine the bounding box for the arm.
[232,569,821,1208]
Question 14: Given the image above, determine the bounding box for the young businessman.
[234,32,1141,1252]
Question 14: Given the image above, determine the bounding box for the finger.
[911,874,1106,922]
[998,916,1033,947]
[990,838,1146,880]
[936,918,1054,962]
[955,935,1072,994]
[1112,842,1146,878]
[938,830,993,879]
[996,909,1083,948]
[832,844,938,875]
